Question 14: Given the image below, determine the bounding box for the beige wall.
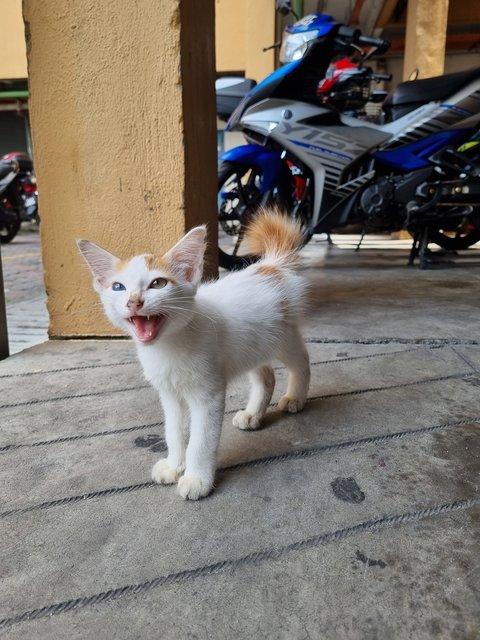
[24,0,217,337]
[215,0,275,82]
[245,0,276,83]
[0,0,27,79]
[215,0,246,72]
[6,0,276,83]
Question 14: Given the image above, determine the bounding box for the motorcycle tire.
[217,160,294,271]
[0,209,21,244]
[430,228,480,251]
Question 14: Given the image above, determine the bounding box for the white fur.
[78,230,310,500]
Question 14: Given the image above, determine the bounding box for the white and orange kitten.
[78,211,310,500]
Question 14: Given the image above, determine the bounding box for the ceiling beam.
[350,0,366,25]
[374,0,400,30]
[358,0,388,34]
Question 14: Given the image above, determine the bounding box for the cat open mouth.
[128,314,168,343]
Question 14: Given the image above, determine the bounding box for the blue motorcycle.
[217,13,480,269]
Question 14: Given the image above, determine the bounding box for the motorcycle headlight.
[279,29,319,64]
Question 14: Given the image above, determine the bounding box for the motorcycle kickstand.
[417,227,431,269]
[355,228,366,252]
[408,231,421,266]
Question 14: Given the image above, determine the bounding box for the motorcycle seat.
[384,66,480,111]
[216,78,257,121]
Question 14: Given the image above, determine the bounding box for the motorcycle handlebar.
[336,26,390,54]
[337,25,361,41]
[357,35,390,53]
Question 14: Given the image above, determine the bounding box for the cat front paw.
[232,410,261,430]
[177,475,212,500]
[151,459,182,485]
[278,395,305,413]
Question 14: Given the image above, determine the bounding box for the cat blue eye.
[149,278,168,289]
[112,282,126,291]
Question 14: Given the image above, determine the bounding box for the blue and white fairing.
[285,13,335,33]
[226,13,339,131]
[226,60,302,131]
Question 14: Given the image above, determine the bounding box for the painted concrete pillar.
[245,0,276,83]
[23,0,217,337]
[403,0,450,80]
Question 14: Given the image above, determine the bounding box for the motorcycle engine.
[359,178,395,219]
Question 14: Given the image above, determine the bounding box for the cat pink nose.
[127,297,144,313]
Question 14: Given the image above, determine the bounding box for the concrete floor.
[0,237,479,638]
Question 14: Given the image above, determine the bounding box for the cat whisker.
[149,302,218,324]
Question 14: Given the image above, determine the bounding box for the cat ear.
[164,225,207,285]
[77,239,118,288]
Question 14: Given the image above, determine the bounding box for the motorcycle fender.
[220,144,284,193]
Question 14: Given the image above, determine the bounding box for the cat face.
[77,226,207,344]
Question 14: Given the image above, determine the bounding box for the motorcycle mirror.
[276,0,294,16]
[263,42,281,52]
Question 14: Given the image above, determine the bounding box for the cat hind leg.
[277,330,310,414]
[233,365,275,430]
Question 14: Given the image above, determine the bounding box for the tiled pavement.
[0,227,48,355]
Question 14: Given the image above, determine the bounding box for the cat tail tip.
[244,206,305,266]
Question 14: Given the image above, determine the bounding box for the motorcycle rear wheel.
[218,160,302,270]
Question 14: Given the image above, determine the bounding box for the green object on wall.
[0,90,29,99]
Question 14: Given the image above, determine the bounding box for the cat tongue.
[130,315,166,343]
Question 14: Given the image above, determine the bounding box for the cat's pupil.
[112,282,126,291]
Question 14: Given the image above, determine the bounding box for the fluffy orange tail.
[245,208,303,266]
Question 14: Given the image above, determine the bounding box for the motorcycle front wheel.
[217,160,293,271]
